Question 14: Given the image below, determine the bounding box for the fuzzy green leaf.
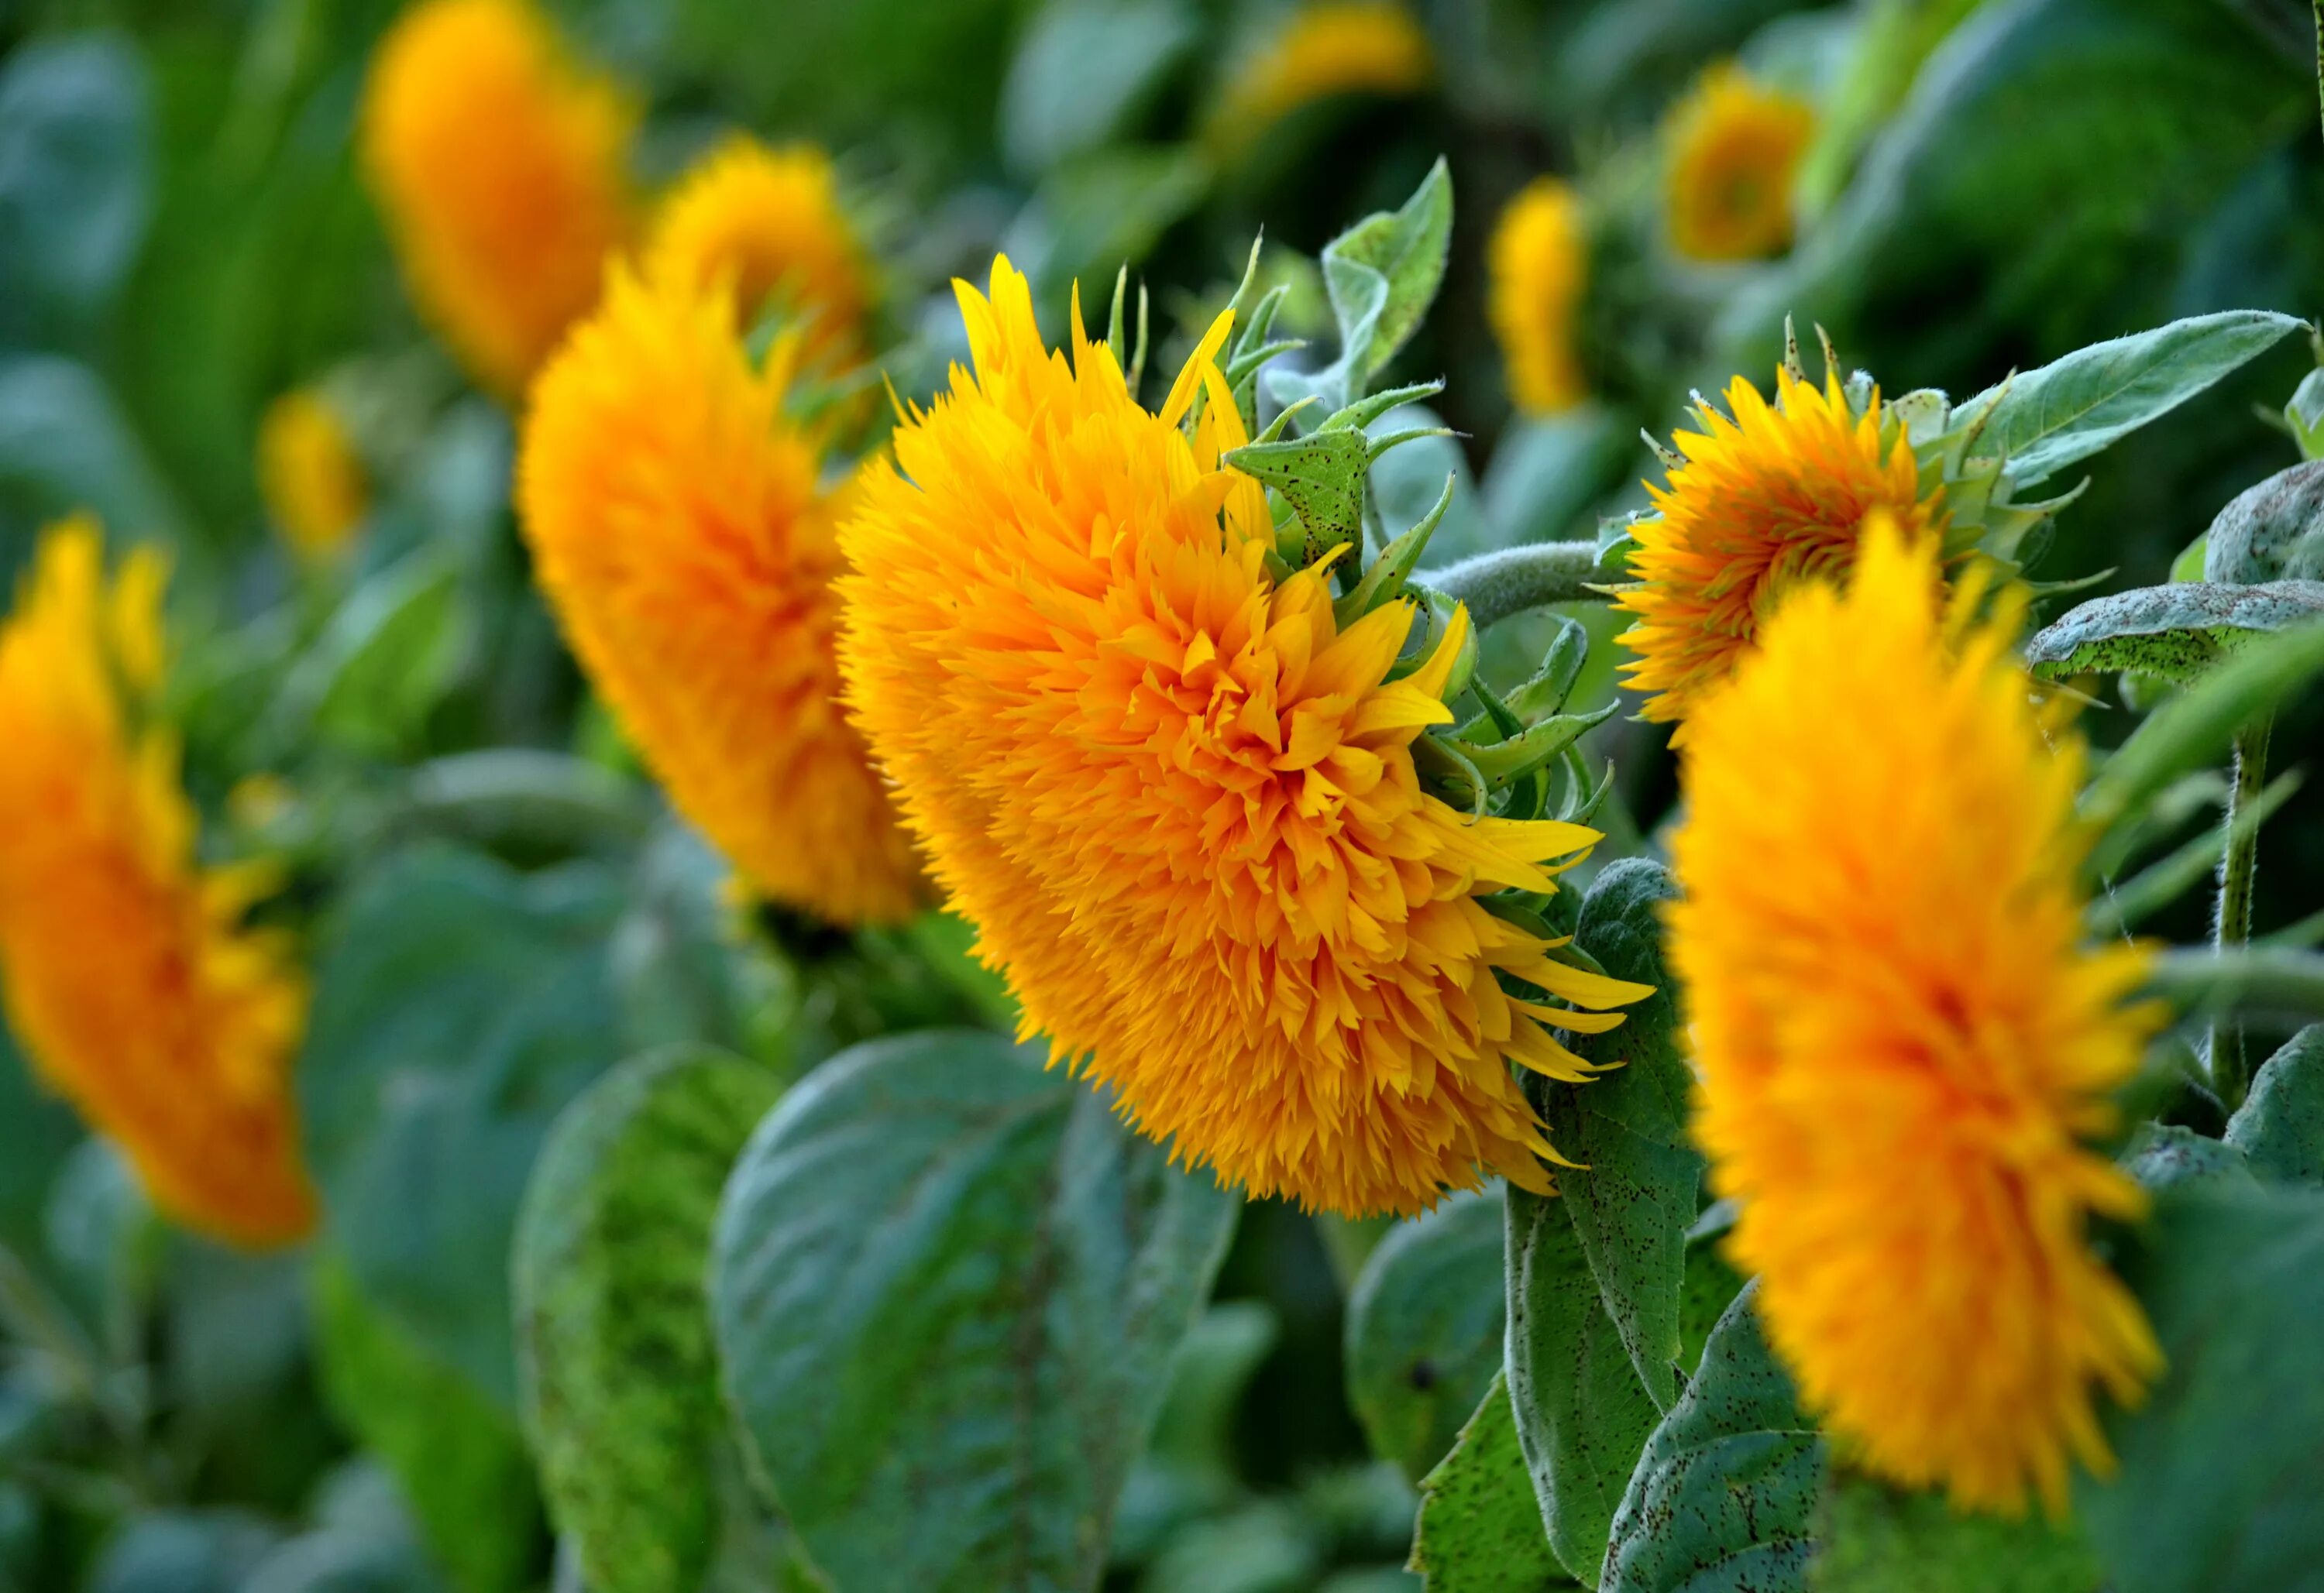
[1535,860,1700,1411]
[2225,1026,2324,1184]
[2025,580,2324,680]
[2204,458,2324,585]
[1267,159,1452,414]
[514,1048,786,1593]
[1409,1373,1578,1592]
[1223,430,1368,560]
[1602,1283,1824,1593]
[710,1031,1238,1593]
[1810,1473,2102,1591]
[1953,311,2306,491]
[1345,1190,1508,1485]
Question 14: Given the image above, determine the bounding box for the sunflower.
[0,519,315,1248]
[1662,64,1814,263]
[258,389,368,561]
[1615,363,1945,731]
[644,137,871,370]
[836,258,1653,1216]
[517,264,922,925]
[1670,519,2162,1514]
[1487,177,1588,417]
[361,0,636,397]
[1207,2,1432,149]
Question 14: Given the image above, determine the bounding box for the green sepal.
[1333,473,1455,627]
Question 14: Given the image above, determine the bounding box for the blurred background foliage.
[1,0,2320,1588]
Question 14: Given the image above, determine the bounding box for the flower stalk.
[1425,541,1623,630]
[2208,715,2273,1103]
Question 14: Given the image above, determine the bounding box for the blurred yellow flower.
[258,390,368,561]
[1208,2,1432,148]
[1615,364,1945,732]
[1662,64,1814,262]
[361,0,637,396]
[518,264,922,925]
[645,137,871,371]
[1487,177,1588,417]
[1671,519,2161,1515]
[837,258,1652,1216]
[0,518,315,1248]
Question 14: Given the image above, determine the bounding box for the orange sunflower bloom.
[836,258,1652,1216]
[1672,519,2162,1513]
[1662,63,1815,263]
[1615,363,1945,731]
[518,264,922,924]
[361,0,636,397]
[258,389,369,561]
[0,519,315,1248]
[1487,177,1588,417]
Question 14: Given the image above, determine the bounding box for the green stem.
[2208,716,2273,1104]
[1425,542,1624,629]
[2143,944,2324,1029]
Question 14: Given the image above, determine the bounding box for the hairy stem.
[1425,542,1624,629]
[2208,716,2273,1104]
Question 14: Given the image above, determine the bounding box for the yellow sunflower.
[1662,64,1815,262]
[1207,2,1432,149]
[0,518,315,1248]
[1671,518,2162,1514]
[1487,177,1588,417]
[836,258,1653,1217]
[1615,363,1945,731]
[258,390,369,561]
[644,137,871,370]
[517,264,923,925]
[361,0,636,397]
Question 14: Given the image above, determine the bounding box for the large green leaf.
[514,1048,786,1593]
[2024,580,2324,680]
[1345,1190,1508,1485]
[0,33,150,333]
[303,846,627,1409]
[276,551,468,760]
[1267,160,1452,414]
[1601,1285,1824,1593]
[2078,1185,2324,1593]
[1535,860,1699,1410]
[0,355,184,548]
[999,0,1195,175]
[1954,311,2308,492]
[1810,1474,2101,1591]
[310,1255,539,1593]
[1408,1373,1576,1593]
[2204,458,2324,585]
[710,1031,1239,1593]
[2225,1026,2324,1183]
[1504,1181,1662,1585]
[87,1510,280,1593]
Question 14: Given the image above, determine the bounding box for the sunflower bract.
[1662,64,1814,263]
[1487,177,1588,417]
[1670,520,2162,1515]
[1616,363,1945,733]
[0,519,315,1248]
[836,258,1652,1217]
[361,0,635,397]
[518,264,923,925]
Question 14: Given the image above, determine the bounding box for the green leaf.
[1409,1373,1577,1593]
[2284,371,2324,462]
[1953,311,2306,491]
[1535,860,1699,1411]
[1810,1473,2102,1592]
[514,1047,786,1593]
[2202,458,2324,585]
[275,552,466,759]
[1224,429,1369,561]
[88,1510,280,1593]
[999,0,1195,174]
[2078,1184,2324,1593]
[303,846,628,1409]
[1345,1190,1508,1485]
[2119,1123,2253,1193]
[2024,580,2324,680]
[1268,159,1452,414]
[1504,1182,1662,1584]
[710,1031,1239,1593]
[1602,1284,1824,1593]
[310,1253,540,1593]
[2225,1026,2324,1184]
[0,356,185,549]
[0,34,150,328]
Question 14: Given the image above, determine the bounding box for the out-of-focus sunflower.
[1615,363,1946,732]
[644,137,871,370]
[0,518,315,1248]
[1671,518,2162,1514]
[361,0,637,397]
[1206,2,1432,149]
[1662,64,1815,262]
[518,264,922,925]
[1487,177,1588,417]
[258,389,369,561]
[837,257,1653,1217]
